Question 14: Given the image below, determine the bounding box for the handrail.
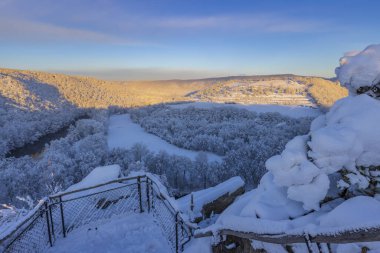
[195,225,380,245]
[147,175,197,230]
[0,198,48,244]
[1,173,195,253]
[50,175,144,198]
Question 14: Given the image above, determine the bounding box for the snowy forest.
[0,70,338,211]
[0,104,312,209]
[0,64,369,253]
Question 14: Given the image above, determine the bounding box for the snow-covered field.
[46,213,172,253]
[107,114,223,162]
[169,102,321,118]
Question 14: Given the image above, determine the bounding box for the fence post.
[304,234,313,253]
[190,193,194,212]
[175,212,179,253]
[59,196,66,238]
[151,180,155,210]
[49,204,55,241]
[137,176,143,213]
[146,178,151,213]
[316,242,323,253]
[326,243,332,253]
[44,202,53,247]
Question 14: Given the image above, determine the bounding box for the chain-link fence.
[148,177,192,253]
[1,201,52,253]
[48,178,142,241]
[0,175,193,253]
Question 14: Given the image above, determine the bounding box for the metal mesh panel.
[1,176,192,253]
[152,192,177,251]
[3,204,50,253]
[150,180,191,253]
[49,182,140,238]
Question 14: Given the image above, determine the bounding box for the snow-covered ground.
[178,177,244,219]
[46,213,172,253]
[107,114,223,162]
[168,102,321,118]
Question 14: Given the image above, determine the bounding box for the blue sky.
[0,0,379,80]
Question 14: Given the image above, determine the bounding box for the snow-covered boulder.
[177,177,245,222]
[319,196,380,228]
[266,94,380,210]
[64,164,122,192]
[202,45,380,243]
[197,44,380,253]
[60,164,122,200]
[264,45,380,211]
[336,44,380,94]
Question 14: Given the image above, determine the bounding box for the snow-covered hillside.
[188,76,347,109]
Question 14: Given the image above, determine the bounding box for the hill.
[0,68,347,156]
[0,69,347,109]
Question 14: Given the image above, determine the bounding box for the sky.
[0,0,379,80]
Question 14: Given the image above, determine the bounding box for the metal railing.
[148,176,193,253]
[0,201,51,253]
[195,220,380,253]
[0,174,194,253]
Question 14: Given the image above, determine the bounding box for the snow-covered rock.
[319,196,380,228]
[199,45,380,252]
[58,165,123,200]
[265,93,380,210]
[336,44,380,93]
[177,177,244,221]
[64,165,122,193]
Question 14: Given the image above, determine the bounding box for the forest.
[0,69,344,212]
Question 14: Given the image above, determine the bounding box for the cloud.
[0,17,139,45]
[152,14,326,33]
[0,1,328,47]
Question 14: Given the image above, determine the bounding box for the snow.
[200,185,380,238]
[183,237,212,253]
[319,196,380,229]
[169,102,320,118]
[264,94,380,210]
[177,177,244,219]
[0,199,47,242]
[309,95,380,171]
[54,165,123,201]
[202,93,380,236]
[336,44,380,93]
[64,165,122,193]
[196,45,380,251]
[336,242,380,253]
[46,213,172,253]
[107,114,223,162]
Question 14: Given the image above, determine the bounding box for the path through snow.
[46,213,172,253]
[107,114,223,162]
